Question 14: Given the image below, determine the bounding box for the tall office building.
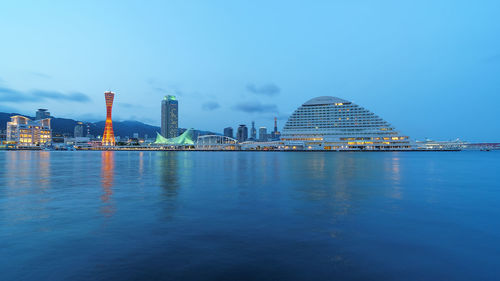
[74,122,84,137]
[35,109,50,120]
[102,91,116,146]
[236,125,248,143]
[223,127,233,139]
[250,121,257,140]
[161,95,178,138]
[259,127,268,142]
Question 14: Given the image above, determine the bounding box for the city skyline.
[1,1,500,141]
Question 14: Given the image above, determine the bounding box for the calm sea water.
[0,151,499,281]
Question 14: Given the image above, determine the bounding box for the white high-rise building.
[281,96,411,150]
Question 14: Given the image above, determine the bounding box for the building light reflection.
[100,151,115,217]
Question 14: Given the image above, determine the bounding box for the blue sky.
[1,0,499,141]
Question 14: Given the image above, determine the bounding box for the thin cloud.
[147,78,185,96]
[0,87,91,103]
[33,90,91,102]
[28,71,52,79]
[233,101,278,113]
[117,102,143,109]
[246,83,281,96]
[202,101,220,111]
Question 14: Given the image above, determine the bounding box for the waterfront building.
[133,133,139,139]
[240,140,287,151]
[35,109,50,120]
[223,127,233,139]
[161,95,179,138]
[65,137,91,148]
[6,115,52,146]
[102,91,116,146]
[236,125,248,143]
[259,127,268,142]
[154,128,195,147]
[416,139,466,150]
[74,122,84,138]
[250,121,257,140]
[51,132,65,143]
[281,96,411,150]
[196,135,238,150]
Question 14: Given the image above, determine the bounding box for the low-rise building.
[6,115,52,146]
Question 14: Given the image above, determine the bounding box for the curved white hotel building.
[281,96,412,150]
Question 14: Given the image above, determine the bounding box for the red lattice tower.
[102,91,116,146]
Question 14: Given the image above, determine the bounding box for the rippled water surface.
[0,151,499,281]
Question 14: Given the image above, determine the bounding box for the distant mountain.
[0,112,32,130]
[93,120,160,138]
[0,112,218,139]
[0,112,160,138]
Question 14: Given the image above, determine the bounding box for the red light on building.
[102,91,116,146]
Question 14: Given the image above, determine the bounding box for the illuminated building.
[102,91,116,146]
[6,115,52,146]
[196,135,238,150]
[236,124,248,143]
[161,95,178,138]
[154,128,195,145]
[281,96,412,150]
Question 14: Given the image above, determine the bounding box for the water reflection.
[157,152,181,219]
[388,155,402,199]
[100,151,115,217]
[287,153,395,224]
[2,151,52,225]
[138,151,144,178]
[38,152,51,189]
[1,151,498,280]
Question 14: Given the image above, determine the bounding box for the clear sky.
[1,0,499,141]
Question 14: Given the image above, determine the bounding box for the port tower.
[102,91,116,146]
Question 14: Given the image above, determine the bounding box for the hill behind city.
[0,112,219,139]
[0,112,160,138]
